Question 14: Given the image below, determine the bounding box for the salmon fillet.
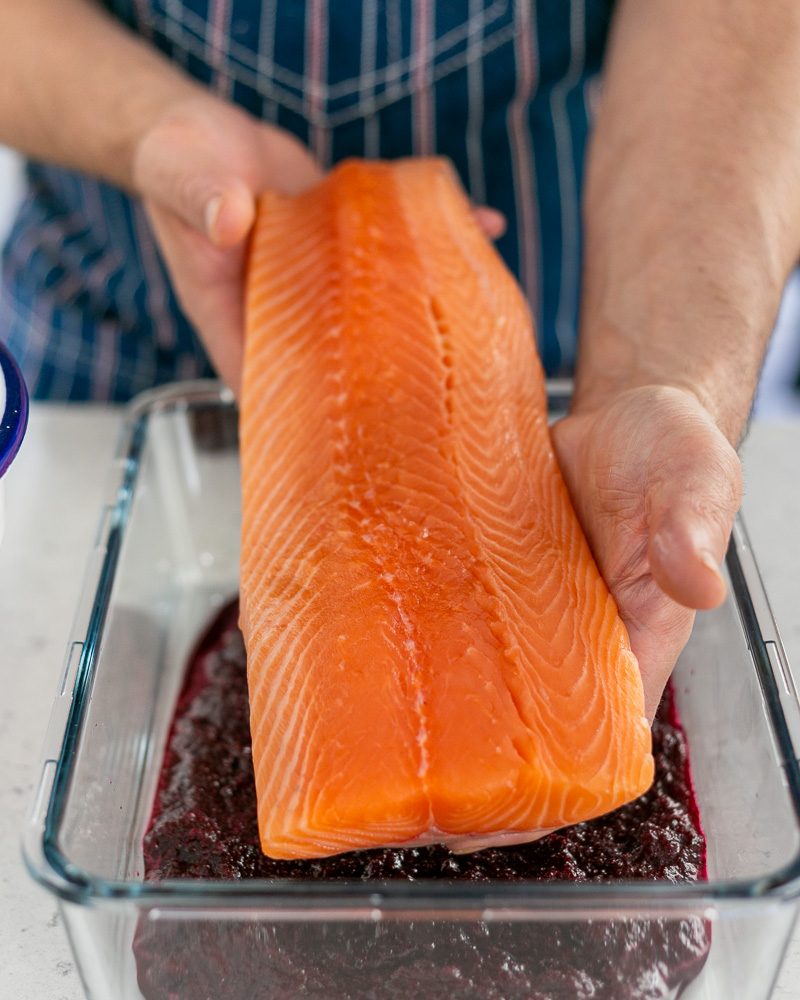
[240,158,653,861]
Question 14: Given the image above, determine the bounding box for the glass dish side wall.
[60,897,796,1000]
[25,385,800,1000]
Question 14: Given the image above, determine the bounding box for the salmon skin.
[240,158,653,861]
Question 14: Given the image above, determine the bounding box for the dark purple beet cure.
[134,600,710,1000]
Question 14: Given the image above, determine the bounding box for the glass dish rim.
[23,380,800,909]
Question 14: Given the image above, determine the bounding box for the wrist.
[571,320,752,445]
[573,237,779,445]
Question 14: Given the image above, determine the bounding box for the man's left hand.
[551,385,742,720]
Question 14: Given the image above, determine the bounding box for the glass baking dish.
[24,381,800,1000]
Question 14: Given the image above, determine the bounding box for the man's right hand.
[132,95,507,396]
[0,1,506,397]
[133,96,324,395]
[1,0,507,396]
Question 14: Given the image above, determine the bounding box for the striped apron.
[0,0,615,401]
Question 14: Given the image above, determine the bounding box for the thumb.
[132,100,322,248]
[134,123,256,247]
[647,429,742,610]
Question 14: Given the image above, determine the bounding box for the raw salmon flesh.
[240,158,653,860]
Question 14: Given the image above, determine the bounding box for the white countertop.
[1,404,799,1000]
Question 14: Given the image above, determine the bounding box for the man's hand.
[0,0,325,395]
[133,96,507,395]
[569,0,800,712]
[132,97,324,395]
[552,386,742,720]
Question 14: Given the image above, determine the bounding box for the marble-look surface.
[1,405,798,1000]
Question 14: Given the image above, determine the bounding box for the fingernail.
[698,548,724,583]
[650,529,670,561]
[485,209,506,237]
[205,195,222,240]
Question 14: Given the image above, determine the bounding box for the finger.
[260,128,324,195]
[647,432,742,610]
[473,206,507,240]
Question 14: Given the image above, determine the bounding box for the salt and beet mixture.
[135,601,709,999]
